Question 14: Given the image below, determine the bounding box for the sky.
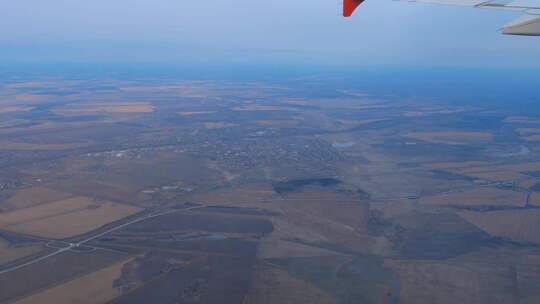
[1,0,540,67]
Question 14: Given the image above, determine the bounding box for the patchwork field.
[0,238,42,265]
[515,128,540,142]
[13,93,52,102]
[53,102,154,115]
[0,250,126,303]
[256,120,300,128]
[0,142,89,151]
[203,122,239,129]
[459,209,540,243]
[246,264,336,304]
[0,196,141,238]
[0,106,34,114]
[177,111,217,116]
[504,116,540,124]
[406,131,493,145]
[188,184,277,207]
[419,187,527,208]
[529,192,540,207]
[278,190,369,233]
[14,258,132,304]
[269,189,372,253]
[2,187,74,211]
[2,76,540,303]
[402,108,466,117]
[386,259,517,304]
[523,135,540,142]
[266,255,398,303]
[257,238,339,259]
[337,118,388,127]
[515,128,540,136]
[516,254,540,304]
[428,161,492,170]
[233,104,296,112]
[427,161,540,182]
[125,210,273,235]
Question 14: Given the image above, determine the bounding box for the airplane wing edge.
[344,0,365,17]
[343,0,540,36]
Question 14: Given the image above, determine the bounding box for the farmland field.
[14,258,132,304]
[1,73,540,304]
[0,196,141,238]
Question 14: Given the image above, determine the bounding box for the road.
[0,205,206,276]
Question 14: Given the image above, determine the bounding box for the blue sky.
[1,0,539,67]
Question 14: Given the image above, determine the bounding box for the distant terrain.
[1,72,540,304]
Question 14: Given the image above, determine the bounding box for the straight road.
[0,205,206,275]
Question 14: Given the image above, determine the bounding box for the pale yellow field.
[0,238,42,265]
[0,196,141,238]
[419,187,527,207]
[15,258,132,304]
[0,197,97,226]
[428,161,492,170]
[0,121,99,137]
[3,187,74,211]
[177,111,217,116]
[402,109,466,117]
[203,122,238,129]
[515,128,540,136]
[523,135,540,142]
[529,192,540,207]
[428,161,540,182]
[493,162,540,172]
[456,162,540,181]
[0,106,34,114]
[406,131,493,145]
[233,104,296,112]
[459,209,540,244]
[281,98,386,110]
[518,178,540,190]
[337,119,388,126]
[461,171,524,182]
[14,94,51,102]
[0,142,88,151]
[53,102,154,114]
[515,127,540,141]
[514,127,540,141]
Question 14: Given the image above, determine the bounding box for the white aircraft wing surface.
[343,0,540,35]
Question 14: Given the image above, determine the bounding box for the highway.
[0,205,206,276]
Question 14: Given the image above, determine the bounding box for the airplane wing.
[343,0,540,36]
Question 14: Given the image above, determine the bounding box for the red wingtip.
[343,0,364,17]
